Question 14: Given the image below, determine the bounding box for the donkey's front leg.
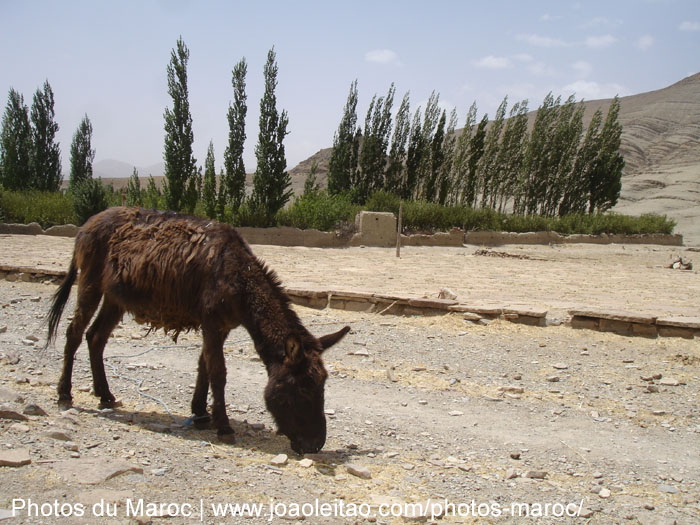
[201,328,234,442]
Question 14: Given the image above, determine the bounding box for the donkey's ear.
[284,335,303,364]
[319,326,351,352]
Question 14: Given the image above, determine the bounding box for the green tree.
[30,80,61,191]
[0,89,32,190]
[68,114,95,192]
[464,114,488,208]
[496,100,529,212]
[143,175,161,209]
[222,58,247,214]
[437,109,458,205]
[125,167,142,207]
[560,108,602,215]
[452,102,477,205]
[478,96,508,208]
[423,109,446,202]
[72,177,108,225]
[202,140,217,218]
[250,47,291,223]
[162,36,197,213]
[588,96,624,213]
[328,80,360,194]
[357,83,395,203]
[303,159,321,196]
[415,92,441,197]
[385,91,410,195]
[403,108,423,200]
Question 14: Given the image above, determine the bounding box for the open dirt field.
[1,237,699,523]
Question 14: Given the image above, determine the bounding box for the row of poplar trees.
[0,81,96,193]
[153,37,290,223]
[327,81,624,216]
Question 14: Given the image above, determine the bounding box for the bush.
[276,191,360,231]
[71,178,109,225]
[0,189,77,227]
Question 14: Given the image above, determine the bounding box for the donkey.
[46,207,349,454]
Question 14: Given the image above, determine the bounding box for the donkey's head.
[264,326,350,454]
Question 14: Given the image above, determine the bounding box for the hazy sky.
[1,0,698,173]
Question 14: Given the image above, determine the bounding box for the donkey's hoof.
[98,398,123,409]
[57,397,73,409]
[217,427,236,444]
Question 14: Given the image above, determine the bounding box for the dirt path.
[1,279,699,524]
[1,235,699,319]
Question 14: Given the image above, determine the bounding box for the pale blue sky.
[1,0,698,173]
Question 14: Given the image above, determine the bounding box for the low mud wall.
[0,221,683,247]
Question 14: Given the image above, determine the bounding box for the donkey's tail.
[46,258,78,347]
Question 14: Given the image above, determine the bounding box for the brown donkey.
[46,207,349,454]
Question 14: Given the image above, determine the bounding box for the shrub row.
[0,188,676,236]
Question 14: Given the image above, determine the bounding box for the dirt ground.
[1,235,699,320]
[0,237,699,524]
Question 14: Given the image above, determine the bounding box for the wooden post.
[396,202,402,258]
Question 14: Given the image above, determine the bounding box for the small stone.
[646,385,660,393]
[0,326,7,333]
[659,378,680,386]
[552,363,569,370]
[352,349,370,357]
[498,386,524,394]
[524,470,548,479]
[546,376,560,383]
[23,403,48,416]
[270,454,288,466]
[513,374,522,380]
[598,487,611,498]
[346,464,371,479]
[24,334,40,342]
[651,410,666,416]
[643,504,655,511]
[386,369,398,382]
[402,463,415,470]
[510,452,521,460]
[298,458,313,468]
[9,423,30,433]
[150,468,168,476]
[63,441,79,452]
[44,430,73,441]
[593,471,603,479]
[505,468,519,480]
[658,484,678,494]
[0,448,31,467]
[0,408,28,421]
[418,400,428,405]
[448,410,463,416]
[579,508,594,518]
[324,408,336,416]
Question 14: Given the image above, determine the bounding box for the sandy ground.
[1,234,699,320]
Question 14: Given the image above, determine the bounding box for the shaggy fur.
[47,207,349,454]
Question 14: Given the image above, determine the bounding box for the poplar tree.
[357,83,395,202]
[437,109,458,205]
[464,114,488,208]
[478,96,508,208]
[125,167,142,207]
[222,58,247,213]
[385,92,410,195]
[423,109,446,202]
[251,47,291,222]
[68,114,95,191]
[30,80,61,191]
[328,80,360,194]
[163,37,197,212]
[202,140,217,218]
[560,108,602,215]
[496,100,529,212]
[589,96,624,213]
[451,102,477,205]
[0,89,32,190]
[404,109,423,200]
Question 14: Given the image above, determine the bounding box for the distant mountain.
[287,73,700,244]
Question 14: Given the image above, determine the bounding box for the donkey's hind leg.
[57,286,102,407]
[201,327,234,442]
[85,299,124,408]
[190,352,212,429]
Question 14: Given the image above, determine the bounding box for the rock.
[498,386,524,394]
[510,451,521,460]
[270,454,288,466]
[150,468,168,476]
[448,410,463,416]
[23,403,48,416]
[546,376,560,382]
[9,423,30,433]
[352,349,370,357]
[346,464,372,479]
[53,458,143,485]
[598,487,611,498]
[646,385,660,393]
[659,378,680,386]
[658,484,678,494]
[552,363,569,370]
[0,408,28,421]
[44,430,73,441]
[63,441,79,452]
[438,288,457,300]
[24,334,39,342]
[386,369,398,382]
[524,470,548,479]
[298,458,313,468]
[505,468,519,480]
[643,504,655,511]
[0,387,24,403]
[324,408,336,416]
[0,448,31,467]
[418,400,428,405]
